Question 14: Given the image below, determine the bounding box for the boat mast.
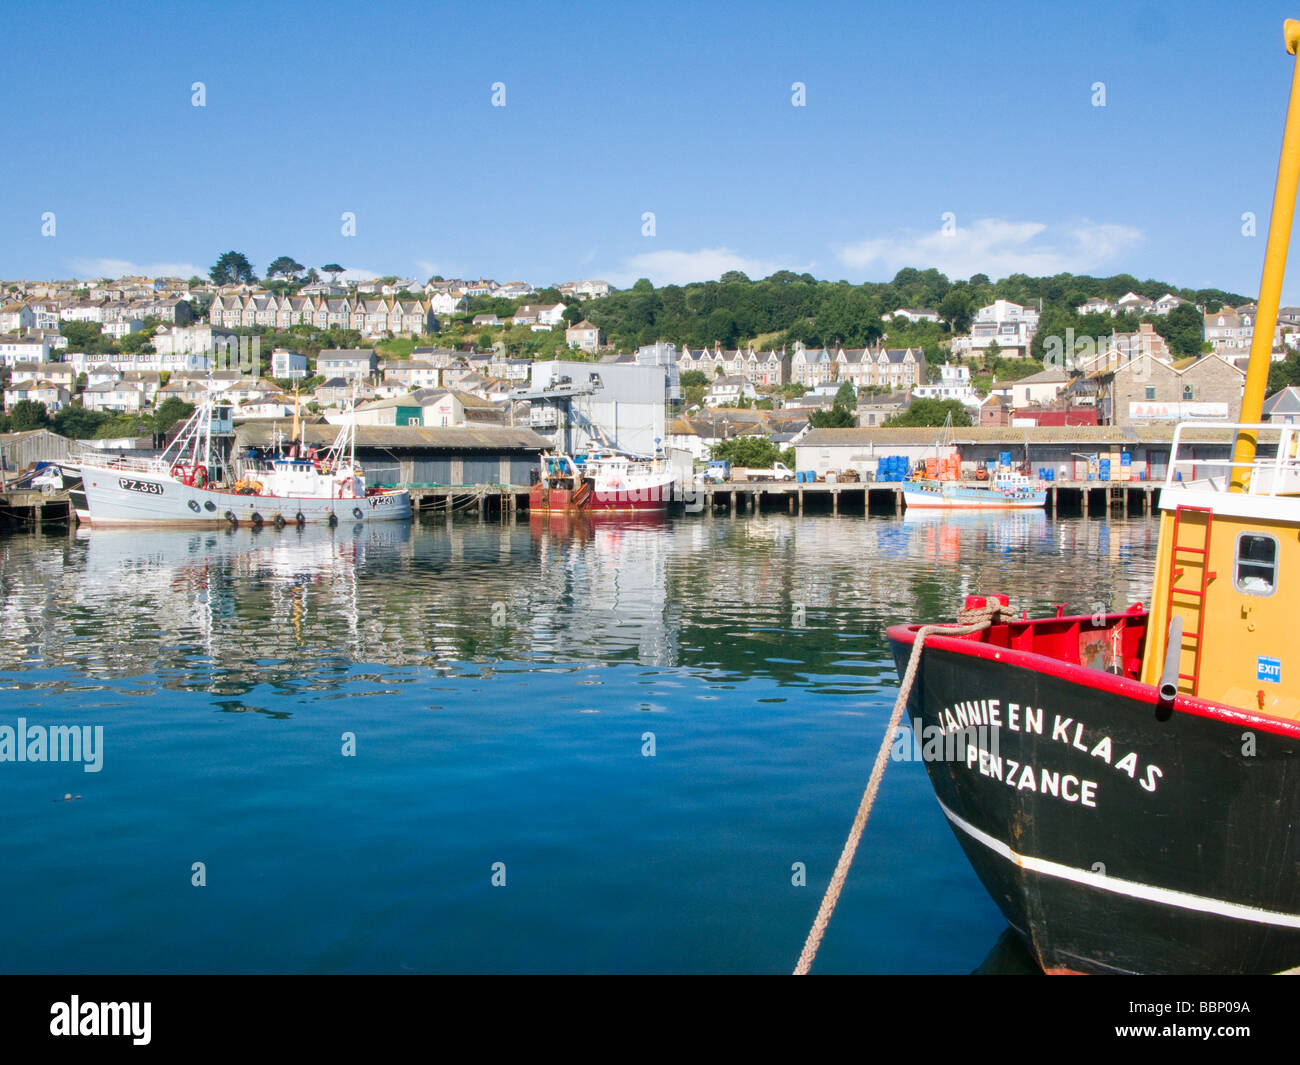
[1231,18,1300,491]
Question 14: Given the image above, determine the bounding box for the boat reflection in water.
[60,522,415,692]
[528,511,677,667]
[902,508,1050,560]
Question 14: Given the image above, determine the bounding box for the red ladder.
[1165,504,1215,696]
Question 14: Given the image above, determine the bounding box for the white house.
[3,382,70,412]
[270,348,309,380]
[952,300,1040,358]
[913,363,978,407]
[0,334,53,367]
[881,307,940,324]
[705,375,759,407]
[82,381,146,412]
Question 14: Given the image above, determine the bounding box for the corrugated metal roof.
[235,422,550,451]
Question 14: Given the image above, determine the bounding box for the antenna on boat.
[1231,18,1300,491]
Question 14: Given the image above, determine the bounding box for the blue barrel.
[1000,451,1012,466]
[1120,452,1132,466]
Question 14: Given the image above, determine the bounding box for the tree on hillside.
[152,397,194,436]
[267,256,305,280]
[809,382,858,428]
[711,435,786,468]
[118,330,154,354]
[52,404,111,440]
[209,251,257,286]
[8,399,49,431]
[1268,350,1300,394]
[322,264,344,282]
[882,398,972,428]
[939,287,974,333]
[60,321,112,354]
[1154,302,1205,359]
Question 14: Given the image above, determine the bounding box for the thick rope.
[793,603,1000,975]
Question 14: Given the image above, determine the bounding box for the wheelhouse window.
[1235,533,1278,596]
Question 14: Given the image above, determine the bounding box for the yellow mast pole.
[1231,19,1300,491]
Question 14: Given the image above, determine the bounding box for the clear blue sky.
[4,0,1300,301]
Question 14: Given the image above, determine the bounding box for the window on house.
[1183,385,1194,401]
[1145,387,1156,400]
[1235,533,1278,595]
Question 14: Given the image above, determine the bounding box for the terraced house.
[208,293,436,337]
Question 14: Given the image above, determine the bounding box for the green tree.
[118,330,154,354]
[562,304,583,327]
[52,404,111,439]
[60,321,112,353]
[882,398,973,428]
[322,264,344,282]
[1268,350,1300,394]
[1154,302,1205,359]
[711,435,785,467]
[8,399,49,431]
[152,397,195,436]
[939,287,974,332]
[209,251,258,286]
[267,256,305,280]
[679,370,708,388]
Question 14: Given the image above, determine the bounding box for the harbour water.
[0,510,1158,974]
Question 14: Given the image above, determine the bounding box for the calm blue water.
[0,509,1159,973]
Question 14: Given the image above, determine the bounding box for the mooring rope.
[793,601,1002,976]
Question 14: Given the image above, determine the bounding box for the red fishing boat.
[530,451,674,514]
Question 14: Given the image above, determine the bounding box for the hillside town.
[2,265,1300,480]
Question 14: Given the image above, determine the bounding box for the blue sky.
[4,0,1300,300]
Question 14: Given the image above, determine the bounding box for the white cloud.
[69,257,205,280]
[335,266,384,282]
[608,247,801,288]
[837,218,1143,281]
[414,259,448,281]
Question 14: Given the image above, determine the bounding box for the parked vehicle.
[701,460,731,483]
[731,462,796,483]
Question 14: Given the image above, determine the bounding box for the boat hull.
[902,483,1046,509]
[78,465,411,526]
[886,620,1300,974]
[529,480,674,513]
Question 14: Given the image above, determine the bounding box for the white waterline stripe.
[937,798,1300,931]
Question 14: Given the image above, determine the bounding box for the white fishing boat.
[76,394,411,527]
[902,471,1047,510]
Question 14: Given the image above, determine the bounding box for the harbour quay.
[787,424,1271,514]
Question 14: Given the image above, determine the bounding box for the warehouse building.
[236,423,550,487]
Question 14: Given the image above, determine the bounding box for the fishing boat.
[902,471,1046,510]
[530,450,674,513]
[76,393,412,527]
[901,414,1046,509]
[885,20,1300,975]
